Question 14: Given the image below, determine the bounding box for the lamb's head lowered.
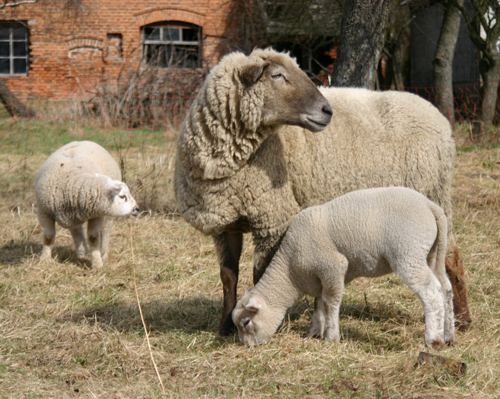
[98,174,140,217]
[238,49,333,132]
[232,289,284,345]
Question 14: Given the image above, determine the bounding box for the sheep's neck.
[178,85,274,180]
[253,257,302,314]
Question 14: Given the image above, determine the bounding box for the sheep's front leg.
[70,225,88,258]
[100,216,114,264]
[318,252,349,342]
[39,212,56,261]
[214,232,243,336]
[87,217,105,268]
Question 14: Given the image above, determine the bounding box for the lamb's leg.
[319,252,349,342]
[397,261,446,350]
[100,216,114,264]
[70,225,88,258]
[87,217,105,269]
[214,232,243,336]
[38,212,56,261]
[307,297,326,338]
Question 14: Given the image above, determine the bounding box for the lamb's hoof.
[323,328,340,342]
[307,326,325,339]
[427,338,445,351]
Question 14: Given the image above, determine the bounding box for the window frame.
[142,22,202,69]
[0,22,29,76]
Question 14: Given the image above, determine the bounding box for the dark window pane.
[0,42,9,56]
[0,27,9,40]
[182,28,198,42]
[0,58,10,73]
[14,58,26,73]
[164,28,180,41]
[13,41,26,56]
[145,27,160,41]
[12,26,26,40]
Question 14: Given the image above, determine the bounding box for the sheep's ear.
[245,297,262,313]
[240,61,271,87]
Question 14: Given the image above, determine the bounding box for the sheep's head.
[98,174,140,217]
[239,49,333,132]
[232,290,283,345]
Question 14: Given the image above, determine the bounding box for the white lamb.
[35,141,140,268]
[232,187,456,350]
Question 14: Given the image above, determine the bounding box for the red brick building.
[0,0,238,101]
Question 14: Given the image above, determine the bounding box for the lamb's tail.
[427,201,448,275]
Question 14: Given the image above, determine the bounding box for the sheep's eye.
[119,195,128,201]
[243,319,251,328]
[271,72,284,79]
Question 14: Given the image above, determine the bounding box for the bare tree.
[0,0,38,8]
[433,0,466,125]
[332,0,393,88]
[453,0,500,133]
[0,0,39,117]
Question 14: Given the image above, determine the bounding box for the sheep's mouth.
[304,117,329,132]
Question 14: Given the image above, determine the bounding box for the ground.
[0,113,499,398]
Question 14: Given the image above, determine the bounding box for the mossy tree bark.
[0,79,35,118]
[433,0,465,126]
[332,0,392,89]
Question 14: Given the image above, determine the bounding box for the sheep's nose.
[131,206,140,217]
[322,102,333,117]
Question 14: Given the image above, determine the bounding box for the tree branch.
[0,0,38,9]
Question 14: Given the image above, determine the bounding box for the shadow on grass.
[0,240,90,268]
[57,296,222,335]
[283,298,415,348]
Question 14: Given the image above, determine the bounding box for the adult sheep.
[174,48,471,336]
[36,140,140,268]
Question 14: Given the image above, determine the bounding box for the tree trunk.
[433,0,464,125]
[0,78,35,118]
[332,0,392,88]
[479,56,500,131]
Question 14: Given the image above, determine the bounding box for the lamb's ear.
[245,297,262,313]
[105,181,123,198]
[240,61,271,87]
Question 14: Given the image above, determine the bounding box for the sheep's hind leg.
[317,252,349,342]
[214,232,243,336]
[70,225,88,258]
[39,213,56,261]
[397,260,446,350]
[87,217,105,269]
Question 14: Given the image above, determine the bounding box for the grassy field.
[1,114,500,398]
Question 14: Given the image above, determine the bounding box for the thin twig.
[129,220,166,396]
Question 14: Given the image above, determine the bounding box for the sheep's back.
[277,88,455,216]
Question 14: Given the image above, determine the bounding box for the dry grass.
[1,119,500,398]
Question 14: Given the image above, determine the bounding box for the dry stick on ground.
[128,219,166,396]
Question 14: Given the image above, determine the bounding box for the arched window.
[142,22,201,69]
[0,22,29,75]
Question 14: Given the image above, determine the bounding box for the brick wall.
[0,0,239,101]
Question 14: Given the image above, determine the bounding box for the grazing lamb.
[232,187,456,349]
[35,141,140,268]
[174,48,471,336]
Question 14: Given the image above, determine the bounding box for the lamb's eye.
[243,319,251,328]
[119,195,128,201]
